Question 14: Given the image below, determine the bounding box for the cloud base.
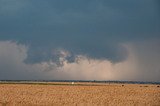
[0,40,159,81]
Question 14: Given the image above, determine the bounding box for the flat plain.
[0,82,160,106]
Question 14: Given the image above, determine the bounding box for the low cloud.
[0,40,159,81]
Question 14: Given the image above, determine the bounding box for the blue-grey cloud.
[0,0,160,81]
[0,0,159,64]
[0,40,159,81]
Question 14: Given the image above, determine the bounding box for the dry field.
[0,82,160,106]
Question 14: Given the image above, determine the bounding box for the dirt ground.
[0,82,160,106]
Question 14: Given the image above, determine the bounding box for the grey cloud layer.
[0,40,159,81]
[0,0,159,63]
[0,0,160,81]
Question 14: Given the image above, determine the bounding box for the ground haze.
[0,82,160,106]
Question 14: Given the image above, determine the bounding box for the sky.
[0,0,160,81]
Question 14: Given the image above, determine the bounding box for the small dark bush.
[122,85,124,87]
[157,86,159,87]
[144,86,148,87]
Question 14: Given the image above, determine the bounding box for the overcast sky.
[0,0,160,81]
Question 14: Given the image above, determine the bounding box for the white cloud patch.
[0,40,160,81]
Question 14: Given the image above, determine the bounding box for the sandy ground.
[0,83,160,106]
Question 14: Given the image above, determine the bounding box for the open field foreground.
[0,82,160,106]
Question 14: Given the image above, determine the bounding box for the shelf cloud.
[0,0,160,81]
[0,40,159,81]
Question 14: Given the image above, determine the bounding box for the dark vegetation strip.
[0,82,105,86]
[0,80,160,85]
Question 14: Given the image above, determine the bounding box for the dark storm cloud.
[0,0,160,63]
[0,0,160,81]
[0,40,160,81]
